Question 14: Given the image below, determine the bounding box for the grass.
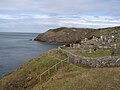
[48,27,68,32]
[32,64,120,90]
[0,49,67,90]
[0,48,120,90]
[65,48,112,58]
[80,49,111,58]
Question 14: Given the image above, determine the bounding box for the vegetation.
[65,47,120,58]
[35,26,120,44]
[0,48,120,90]
[80,49,111,58]
[1,25,120,89]
[48,27,68,32]
[0,49,67,90]
[32,64,120,90]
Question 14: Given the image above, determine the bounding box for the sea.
[0,32,61,77]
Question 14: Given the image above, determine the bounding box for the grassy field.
[80,49,111,58]
[0,49,120,90]
[32,64,120,90]
[65,47,120,58]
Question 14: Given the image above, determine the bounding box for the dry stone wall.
[58,46,120,67]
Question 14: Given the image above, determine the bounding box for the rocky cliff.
[35,26,120,43]
[34,27,96,43]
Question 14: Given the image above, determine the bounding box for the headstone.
[70,44,72,48]
[100,36,103,45]
[89,48,92,53]
[108,39,111,44]
[104,36,107,41]
[112,36,115,39]
[114,44,117,49]
[73,44,76,48]
[82,48,85,54]
[93,36,95,40]
[107,41,111,48]
[85,38,87,42]
[96,38,98,42]
[100,36,103,40]
[77,44,80,48]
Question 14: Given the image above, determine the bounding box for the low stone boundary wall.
[58,46,120,67]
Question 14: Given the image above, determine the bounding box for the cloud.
[0,0,120,32]
[0,0,120,15]
[0,14,120,32]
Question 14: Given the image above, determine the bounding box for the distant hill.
[35,26,120,44]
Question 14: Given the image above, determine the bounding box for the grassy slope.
[0,49,120,90]
[0,49,67,90]
[87,26,120,38]
[33,64,120,90]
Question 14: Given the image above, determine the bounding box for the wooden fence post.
[48,69,50,76]
[68,55,70,63]
[40,75,42,81]
[55,64,57,71]
[61,61,64,67]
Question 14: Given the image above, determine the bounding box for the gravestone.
[85,38,87,42]
[104,36,107,42]
[96,38,99,42]
[93,36,95,40]
[81,48,85,54]
[114,44,117,49]
[73,44,76,48]
[77,44,80,48]
[70,44,72,48]
[100,36,103,45]
[100,36,103,41]
[89,48,92,53]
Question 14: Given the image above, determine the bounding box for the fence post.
[48,69,50,76]
[61,61,64,67]
[40,75,42,81]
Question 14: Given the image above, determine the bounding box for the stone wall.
[58,46,120,67]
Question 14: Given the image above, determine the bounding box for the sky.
[0,0,120,33]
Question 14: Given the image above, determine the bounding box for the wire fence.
[39,58,67,82]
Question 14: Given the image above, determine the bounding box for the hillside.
[0,49,120,90]
[0,26,120,90]
[34,27,96,43]
[35,26,120,43]
[33,64,120,90]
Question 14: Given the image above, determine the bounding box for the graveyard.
[64,33,120,58]
[58,33,120,68]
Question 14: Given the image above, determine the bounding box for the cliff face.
[35,26,120,43]
[35,27,96,43]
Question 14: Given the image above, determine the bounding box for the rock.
[35,27,96,43]
[26,76,32,82]
[35,26,120,44]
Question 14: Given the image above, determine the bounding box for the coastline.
[0,48,67,90]
[0,46,120,90]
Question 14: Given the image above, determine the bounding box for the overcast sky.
[0,0,120,33]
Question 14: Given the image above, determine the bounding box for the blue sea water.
[0,32,61,77]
